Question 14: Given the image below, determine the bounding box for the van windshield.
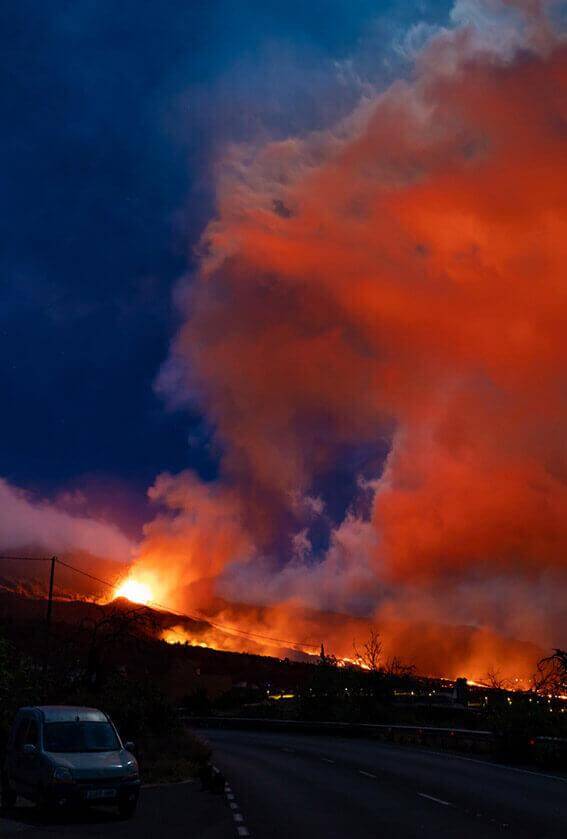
[43,721,120,753]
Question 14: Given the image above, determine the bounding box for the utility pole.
[45,556,57,685]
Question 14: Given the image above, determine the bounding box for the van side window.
[14,719,30,750]
[24,720,39,748]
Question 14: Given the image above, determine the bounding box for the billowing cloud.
[131,0,567,679]
[0,478,134,562]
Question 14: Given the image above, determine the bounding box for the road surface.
[2,730,565,837]
[201,726,567,838]
[0,780,233,838]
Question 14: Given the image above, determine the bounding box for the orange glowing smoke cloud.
[128,1,567,681]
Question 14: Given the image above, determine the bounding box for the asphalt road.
[0,780,233,838]
[201,727,567,839]
[2,731,565,838]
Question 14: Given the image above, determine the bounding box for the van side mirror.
[22,744,37,755]
[124,741,136,754]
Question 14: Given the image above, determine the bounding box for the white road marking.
[142,779,194,789]
[222,775,252,838]
[358,770,377,779]
[321,757,335,764]
[418,793,454,807]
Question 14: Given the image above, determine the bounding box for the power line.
[0,555,53,561]
[160,618,316,652]
[55,557,124,591]
[190,614,320,651]
[129,586,319,649]
[1,554,319,652]
[57,558,319,651]
[135,596,320,651]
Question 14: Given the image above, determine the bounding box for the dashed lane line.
[142,779,194,789]
[354,768,456,811]
[418,793,454,807]
[222,776,252,838]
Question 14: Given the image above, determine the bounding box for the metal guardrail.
[182,715,567,751]
[182,715,493,737]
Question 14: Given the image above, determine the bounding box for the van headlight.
[52,767,73,783]
[123,761,139,778]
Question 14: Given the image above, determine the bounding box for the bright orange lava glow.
[113,578,154,606]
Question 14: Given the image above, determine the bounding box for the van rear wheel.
[1,778,17,809]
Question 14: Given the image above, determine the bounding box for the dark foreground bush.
[136,728,211,784]
[60,672,212,783]
[0,635,39,754]
[0,636,211,785]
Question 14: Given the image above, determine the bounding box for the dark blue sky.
[0,0,449,533]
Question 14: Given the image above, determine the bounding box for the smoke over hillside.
[3,1,566,682]
[117,0,566,679]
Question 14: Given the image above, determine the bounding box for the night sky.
[1,0,450,532]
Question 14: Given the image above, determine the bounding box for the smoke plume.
[133,0,567,679]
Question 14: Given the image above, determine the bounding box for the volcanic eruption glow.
[7,0,564,686]
[113,578,155,606]
[113,0,567,684]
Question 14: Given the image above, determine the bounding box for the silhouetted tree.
[353,629,382,672]
[485,667,511,691]
[80,604,160,688]
[383,656,416,680]
[532,649,567,697]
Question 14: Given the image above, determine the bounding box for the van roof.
[22,706,108,723]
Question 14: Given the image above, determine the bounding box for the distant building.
[452,677,469,706]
